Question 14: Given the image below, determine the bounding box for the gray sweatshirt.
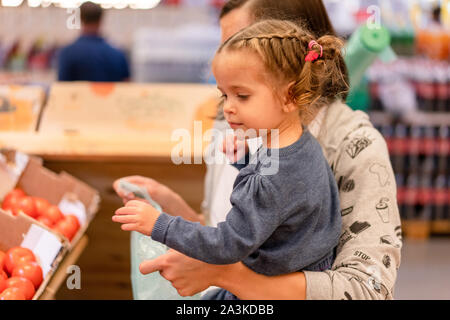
[152,131,342,276]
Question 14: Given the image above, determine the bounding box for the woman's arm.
[139,250,306,299]
[218,263,307,300]
[113,176,205,225]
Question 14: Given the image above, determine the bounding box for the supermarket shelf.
[39,235,89,300]
[369,111,450,126]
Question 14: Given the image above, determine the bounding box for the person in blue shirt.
[58,1,130,82]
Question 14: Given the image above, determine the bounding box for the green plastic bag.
[119,180,200,300]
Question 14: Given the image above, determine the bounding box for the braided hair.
[216,19,348,124]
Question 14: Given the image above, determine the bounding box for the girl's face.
[212,50,291,136]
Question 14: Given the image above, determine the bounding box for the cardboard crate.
[0,209,69,300]
[0,149,100,248]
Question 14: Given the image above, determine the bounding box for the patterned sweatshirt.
[202,100,402,300]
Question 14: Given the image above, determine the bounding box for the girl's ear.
[281,81,298,113]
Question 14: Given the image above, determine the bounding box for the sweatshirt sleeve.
[304,126,402,300]
[151,172,282,264]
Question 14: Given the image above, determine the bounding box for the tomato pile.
[1,188,81,241]
[0,247,43,300]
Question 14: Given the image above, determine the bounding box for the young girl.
[113,19,347,300]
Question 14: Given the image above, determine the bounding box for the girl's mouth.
[228,122,243,129]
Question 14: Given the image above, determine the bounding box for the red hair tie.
[305,40,323,62]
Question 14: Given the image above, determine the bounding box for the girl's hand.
[222,134,249,163]
[113,176,178,213]
[112,200,160,236]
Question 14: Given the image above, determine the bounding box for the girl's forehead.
[213,50,268,82]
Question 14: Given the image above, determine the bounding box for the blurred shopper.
[58,1,130,82]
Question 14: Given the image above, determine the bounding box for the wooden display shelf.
[39,236,89,300]
[0,82,219,299]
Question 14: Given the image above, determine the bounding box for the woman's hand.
[139,249,228,297]
[113,176,177,213]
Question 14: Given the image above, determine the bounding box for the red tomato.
[0,276,6,293]
[6,277,35,300]
[16,196,37,218]
[2,189,26,211]
[36,216,53,228]
[32,197,50,217]
[0,287,26,300]
[12,261,43,289]
[1,194,22,215]
[53,215,80,241]
[9,188,26,198]
[0,270,7,280]
[41,205,64,225]
[4,247,36,275]
[5,189,26,201]
[0,251,5,272]
[65,215,81,231]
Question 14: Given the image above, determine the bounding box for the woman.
[114,0,402,300]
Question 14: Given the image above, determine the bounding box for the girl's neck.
[263,115,303,149]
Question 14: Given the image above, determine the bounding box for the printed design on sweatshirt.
[338,176,356,193]
[342,291,353,300]
[369,163,391,187]
[345,132,374,159]
[395,225,403,241]
[380,235,401,248]
[333,262,359,271]
[382,255,391,269]
[375,198,391,223]
[366,265,382,294]
[354,250,371,261]
[339,221,371,248]
[341,206,354,217]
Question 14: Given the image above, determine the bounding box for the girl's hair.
[217,19,349,123]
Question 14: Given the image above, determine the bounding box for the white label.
[58,198,87,227]
[21,224,63,278]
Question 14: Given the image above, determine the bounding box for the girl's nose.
[223,100,236,115]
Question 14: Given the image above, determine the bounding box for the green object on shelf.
[345,24,397,111]
[347,78,370,112]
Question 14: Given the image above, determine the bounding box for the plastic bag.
[119,180,200,300]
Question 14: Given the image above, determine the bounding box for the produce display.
[0,247,43,300]
[1,188,80,241]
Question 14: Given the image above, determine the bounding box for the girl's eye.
[220,94,227,100]
[237,94,249,100]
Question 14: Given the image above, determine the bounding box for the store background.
[0,0,449,300]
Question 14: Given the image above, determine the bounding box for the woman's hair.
[217,19,349,123]
[219,0,249,19]
[248,0,336,38]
